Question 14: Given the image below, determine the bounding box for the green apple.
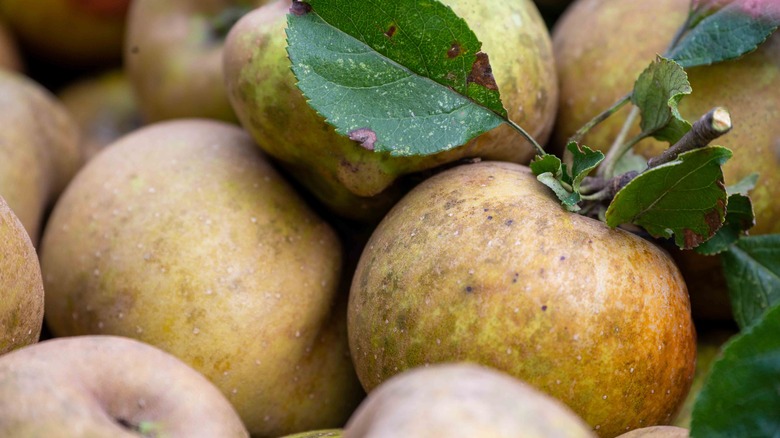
[124,0,267,123]
[0,0,129,67]
[224,0,558,221]
[58,69,143,161]
[344,363,596,437]
[39,119,364,437]
[0,335,249,436]
[0,196,43,355]
[0,69,83,243]
[0,19,22,71]
[349,161,696,438]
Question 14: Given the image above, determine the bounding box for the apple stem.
[647,107,732,168]
[505,119,546,156]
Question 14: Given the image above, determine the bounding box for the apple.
[0,19,22,71]
[348,161,696,437]
[280,430,343,438]
[0,335,249,436]
[0,196,43,355]
[615,426,689,438]
[0,69,83,243]
[124,0,266,123]
[39,119,364,437]
[0,0,129,68]
[57,69,143,161]
[344,363,596,437]
[223,0,558,220]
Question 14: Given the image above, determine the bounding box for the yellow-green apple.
[124,0,267,123]
[348,162,696,438]
[344,363,596,438]
[223,0,558,221]
[39,119,364,437]
[0,69,83,243]
[0,196,43,355]
[0,335,249,437]
[0,0,129,68]
[0,20,22,71]
[58,69,143,161]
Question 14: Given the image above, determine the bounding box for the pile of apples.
[0,0,775,437]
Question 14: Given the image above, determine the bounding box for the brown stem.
[647,107,732,168]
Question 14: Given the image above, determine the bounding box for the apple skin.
[0,335,249,437]
[39,119,364,437]
[348,162,696,438]
[0,20,22,71]
[224,0,558,221]
[0,196,43,355]
[124,0,265,123]
[552,0,780,235]
[0,69,83,243]
[615,426,689,438]
[280,430,343,438]
[0,0,129,67]
[57,69,143,161]
[344,363,596,438]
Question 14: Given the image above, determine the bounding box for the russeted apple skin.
[348,162,696,438]
[553,0,780,236]
[0,0,128,67]
[345,363,596,438]
[39,120,364,437]
[124,0,267,123]
[0,336,249,437]
[223,0,558,221]
[0,70,83,243]
[0,196,43,355]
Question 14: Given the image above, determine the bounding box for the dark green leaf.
[605,146,731,249]
[530,154,562,179]
[567,142,604,192]
[727,172,759,196]
[695,194,755,255]
[286,0,506,156]
[690,303,780,438]
[670,1,780,68]
[632,56,692,144]
[721,234,780,328]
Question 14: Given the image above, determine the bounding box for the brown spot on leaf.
[348,128,378,151]
[467,52,498,90]
[683,229,703,250]
[385,25,397,38]
[289,0,312,16]
[447,42,461,58]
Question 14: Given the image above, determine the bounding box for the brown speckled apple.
[0,335,249,437]
[344,363,596,438]
[348,161,696,438]
[39,119,364,437]
[0,196,43,355]
[224,0,558,220]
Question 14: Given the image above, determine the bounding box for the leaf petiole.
[505,118,545,156]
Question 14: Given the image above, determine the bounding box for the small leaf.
[536,173,580,212]
[610,148,647,179]
[721,234,780,329]
[695,194,755,255]
[670,1,780,68]
[631,56,692,144]
[690,303,780,438]
[530,154,562,179]
[726,172,759,196]
[286,0,506,156]
[566,142,604,192]
[605,146,731,249]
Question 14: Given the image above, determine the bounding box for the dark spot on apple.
[483,208,489,212]
[559,256,566,261]
[541,305,548,311]
[465,286,473,293]
[130,46,139,55]
[290,0,312,16]
[467,52,498,91]
[385,25,397,38]
[348,128,378,151]
[447,42,461,58]
[505,219,514,226]
[512,272,519,283]
[487,216,493,220]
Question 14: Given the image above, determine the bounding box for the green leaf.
[605,146,731,249]
[695,194,755,255]
[566,142,604,192]
[726,172,759,196]
[530,154,563,179]
[670,1,780,69]
[286,0,506,156]
[690,303,780,438]
[721,235,780,329]
[536,173,580,212]
[631,56,692,144]
[610,148,647,179]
